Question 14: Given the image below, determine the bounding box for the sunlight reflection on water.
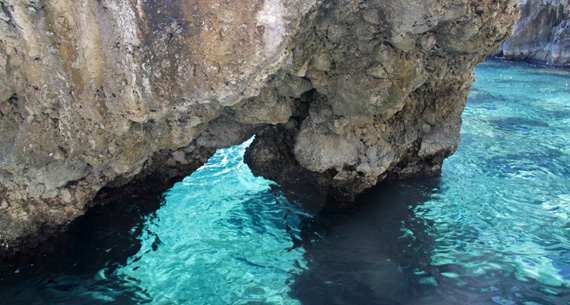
[413,60,570,304]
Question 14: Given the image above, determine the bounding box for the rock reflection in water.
[289,178,447,305]
[0,193,162,304]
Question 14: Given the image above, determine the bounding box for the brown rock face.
[0,0,518,256]
[497,0,570,64]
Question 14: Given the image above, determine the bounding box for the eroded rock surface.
[0,0,518,256]
[246,0,519,200]
[496,0,570,64]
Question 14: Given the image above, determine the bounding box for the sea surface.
[1,60,570,304]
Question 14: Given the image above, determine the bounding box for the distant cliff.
[0,0,519,256]
[497,0,570,64]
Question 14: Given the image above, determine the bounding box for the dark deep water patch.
[1,60,570,304]
[0,193,162,304]
[288,179,442,305]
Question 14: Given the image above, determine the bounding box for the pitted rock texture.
[246,0,519,200]
[496,0,570,64]
[0,0,518,256]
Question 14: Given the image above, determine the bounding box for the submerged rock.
[0,0,518,256]
[496,0,570,64]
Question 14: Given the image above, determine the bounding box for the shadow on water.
[288,177,455,305]
[0,192,162,304]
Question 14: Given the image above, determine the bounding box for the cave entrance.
[98,137,311,303]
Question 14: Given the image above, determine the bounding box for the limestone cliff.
[0,0,518,256]
[497,0,570,64]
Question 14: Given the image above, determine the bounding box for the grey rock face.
[0,0,518,256]
[497,0,570,64]
[246,0,520,200]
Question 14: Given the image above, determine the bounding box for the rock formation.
[496,0,570,64]
[0,0,519,256]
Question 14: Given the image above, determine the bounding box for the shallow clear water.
[413,60,570,304]
[114,138,309,304]
[1,60,570,304]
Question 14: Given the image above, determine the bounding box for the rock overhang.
[0,0,519,256]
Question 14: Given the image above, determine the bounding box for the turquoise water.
[1,60,570,304]
[114,138,308,304]
[412,60,570,304]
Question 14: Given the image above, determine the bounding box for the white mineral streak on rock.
[75,2,104,83]
[104,1,146,122]
[256,0,285,57]
[10,2,40,59]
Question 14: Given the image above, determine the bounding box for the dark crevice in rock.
[1,111,263,257]
[244,90,329,195]
[92,146,215,207]
[244,89,362,201]
[94,108,265,206]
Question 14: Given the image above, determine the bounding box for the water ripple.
[413,60,570,304]
[2,60,570,305]
[115,138,307,304]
